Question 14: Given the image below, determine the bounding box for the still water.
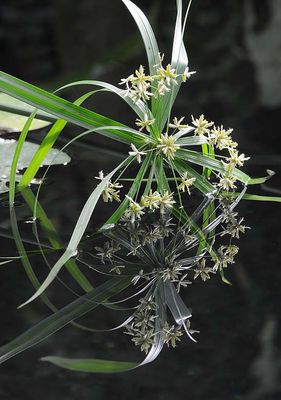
[0,135,281,399]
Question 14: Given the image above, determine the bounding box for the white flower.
[221,217,249,239]
[124,196,145,223]
[135,114,155,132]
[193,259,213,281]
[159,192,176,214]
[129,144,147,164]
[177,173,196,194]
[102,183,123,203]
[109,265,125,275]
[162,324,183,348]
[131,269,145,285]
[217,175,237,191]
[227,148,250,167]
[119,74,135,94]
[153,52,165,68]
[168,116,189,130]
[131,331,155,354]
[119,65,153,102]
[192,114,214,136]
[94,170,104,180]
[95,241,121,263]
[182,67,196,82]
[95,171,123,202]
[213,245,239,271]
[209,125,237,150]
[155,80,170,97]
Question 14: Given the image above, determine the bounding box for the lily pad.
[0,138,71,193]
[0,93,54,133]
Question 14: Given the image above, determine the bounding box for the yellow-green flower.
[157,64,178,86]
[124,196,145,223]
[141,190,161,209]
[177,173,196,194]
[95,171,123,203]
[227,148,250,167]
[218,175,237,191]
[192,114,214,136]
[119,65,153,102]
[157,133,180,160]
[135,114,155,132]
[159,191,176,213]
[209,125,237,150]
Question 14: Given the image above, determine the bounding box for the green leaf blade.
[0,71,143,145]
[41,356,136,373]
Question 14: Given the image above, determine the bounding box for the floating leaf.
[0,138,70,193]
[0,93,52,133]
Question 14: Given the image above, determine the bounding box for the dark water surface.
[0,140,281,400]
[1,1,281,399]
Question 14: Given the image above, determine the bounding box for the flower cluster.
[124,191,176,223]
[157,133,180,160]
[119,55,249,186]
[119,55,195,102]
[95,171,123,203]
[191,114,250,190]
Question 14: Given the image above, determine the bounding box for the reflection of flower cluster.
[92,193,248,357]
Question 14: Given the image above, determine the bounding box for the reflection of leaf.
[0,181,8,192]
[0,276,132,365]
[0,93,52,133]
[41,356,136,373]
[0,138,71,193]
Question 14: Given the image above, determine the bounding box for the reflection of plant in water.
[88,193,246,358]
[0,0,280,374]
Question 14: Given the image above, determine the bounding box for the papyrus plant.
[0,0,280,373]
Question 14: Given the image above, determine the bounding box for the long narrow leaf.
[173,157,215,194]
[221,192,281,203]
[0,71,145,145]
[122,0,159,75]
[177,135,207,146]
[0,276,131,365]
[0,93,54,122]
[21,188,93,293]
[9,111,37,206]
[159,0,191,131]
[18,91,97,189]
[58,80,147,120]
[19,157,131,307]
[177,149,251,184]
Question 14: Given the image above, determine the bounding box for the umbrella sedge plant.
[0,0,280,373]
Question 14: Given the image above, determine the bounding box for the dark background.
[1,1,281,399]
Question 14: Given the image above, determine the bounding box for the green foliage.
[0,0,279,374]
